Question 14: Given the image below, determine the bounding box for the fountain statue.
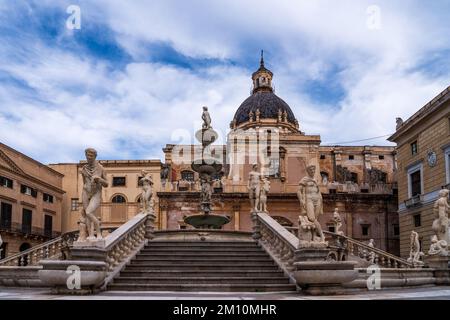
[297,162,327,248]
[140,170,154,214]
[78,148,108,243]
[183,107,231,229]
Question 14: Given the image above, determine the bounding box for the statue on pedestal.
[431,189,450,243]
[79,148,108,242]
[297,163,327,247]
[367,239,376,264]
[248,164,260,212]
[249,110,254,122]
[160,164,169,188]
[255,177,270,213]
[407,231,424,266]
[429,189,450,256]
[202,106,212,130]
[200,174,213,214]
[332,208,344,235]
[140,170,154,214]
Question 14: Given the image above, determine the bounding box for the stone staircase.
[108,240,297,292]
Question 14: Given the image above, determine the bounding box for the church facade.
[157,56,400,254]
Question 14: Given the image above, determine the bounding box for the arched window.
[111,195,127,203]
[181,170,194,182]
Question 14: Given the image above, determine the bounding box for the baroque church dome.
[234,91,297,125]
[231,51,299,131]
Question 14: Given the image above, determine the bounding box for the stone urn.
[293,248,358,295]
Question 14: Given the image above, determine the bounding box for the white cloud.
[0,0,449,163]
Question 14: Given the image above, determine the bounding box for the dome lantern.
[252,50,274,94]
[231,52,300,133]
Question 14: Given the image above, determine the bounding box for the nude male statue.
[79,148,108,242]
[248,164,260,212]
[297,164,326,243]
[202,106,212,130]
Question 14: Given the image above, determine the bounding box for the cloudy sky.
[0,0,449,163]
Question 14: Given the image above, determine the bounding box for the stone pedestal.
[145,213,157,240]
[251,211,261,240]
[73,239,105,249]
[293,247,358,295]
[425,255,449,269]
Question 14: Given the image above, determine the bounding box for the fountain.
[183,107,231,229]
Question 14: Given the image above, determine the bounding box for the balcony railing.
[0,224,61,239]
[404,194,423,208]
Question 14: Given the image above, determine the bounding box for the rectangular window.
[0,202,12,230]
[112,177,126,187]
[44,215,53,238]
[361,225,370,236]
[328,226,335,233]
[445,147,450,185]
[181,171,195,182]
[43,193,54,203]
[393,224,400,236]
[411,141,418,155]
[0,176,13,189]
[22,209,32,234]
[320,155,326,160]
[20,185,37,198]
[268,157,280,178]
[71,198,79,211]
[410,170,422,197]
[349,155,355,160]
[378,155,385,160]
[414,214,421,228]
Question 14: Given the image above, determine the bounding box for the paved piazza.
[0,287,450,300]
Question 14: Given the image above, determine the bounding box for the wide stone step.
[120,270,285,277]
[137,252,269,257]
[140,247,264,253]
[123,264,280,271]
[107,283,297,292]
[113,276,291,285]
[133,256,273,262]
[129,260,276,266]
[145,242,259,248]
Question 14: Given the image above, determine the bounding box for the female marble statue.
[140,171,154,214]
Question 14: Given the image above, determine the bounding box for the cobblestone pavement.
[1,287,450,300]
